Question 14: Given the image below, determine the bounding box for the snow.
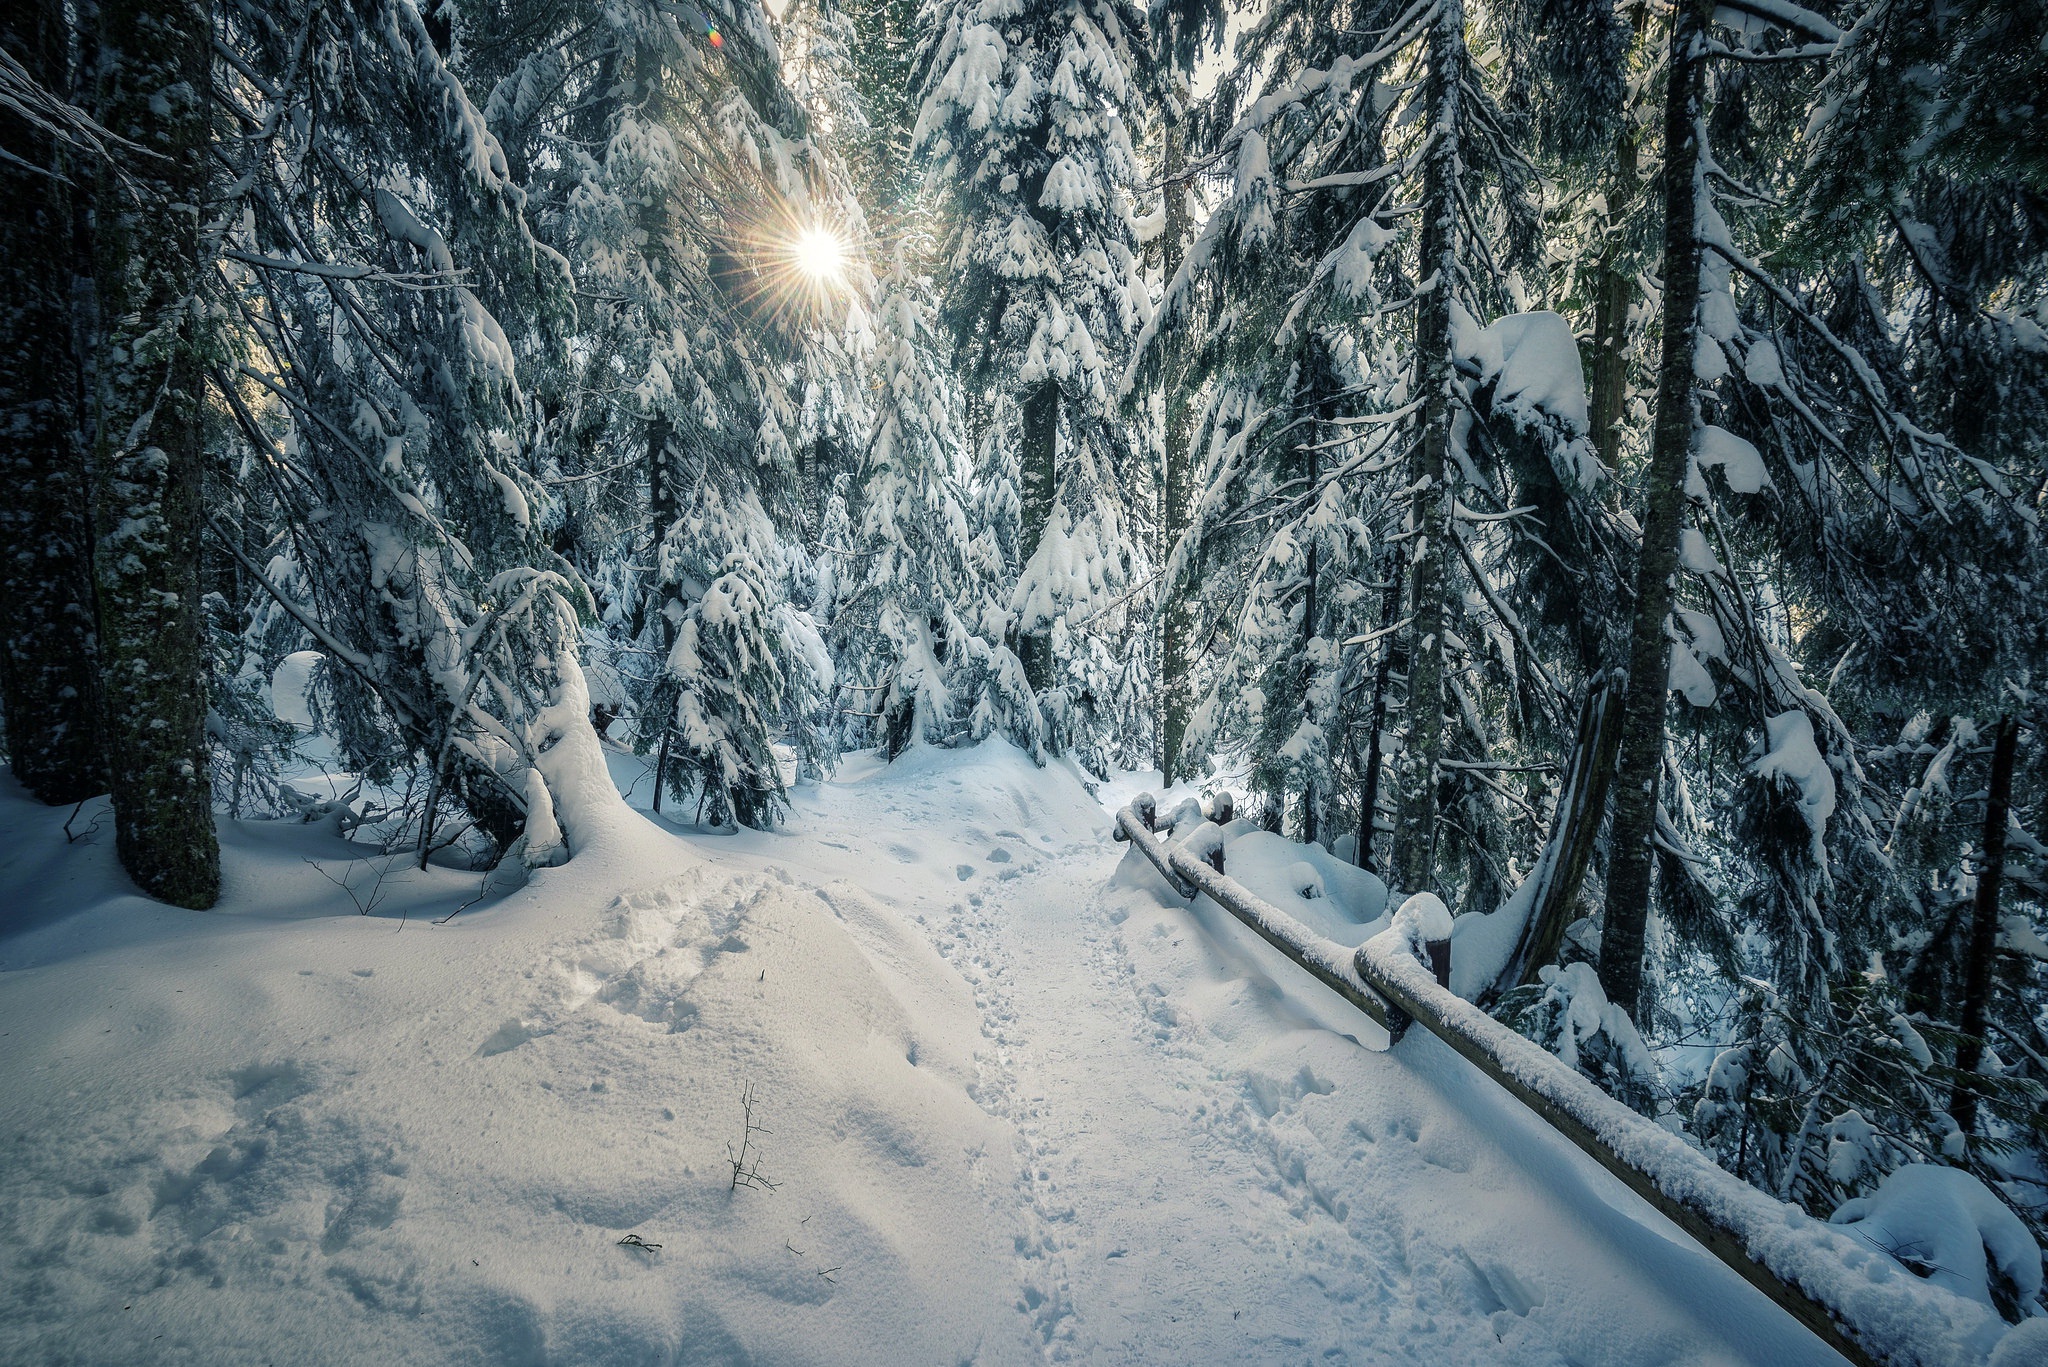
[270,650,324,729]
[1754,709,1839,855]
[1831,1165,2043,1314]
[1526,961,1655,1079]
[1680,526,1725,575]
[1,743,2034,1365]
[1448,307,1602,486]
[1452,306,1592,431]
[1698,424,1772,494]
[1671,640,1720,706]
[1326,214,1396,300]
[1199,825,1389,943]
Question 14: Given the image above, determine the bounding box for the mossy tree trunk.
[89,0,220,908]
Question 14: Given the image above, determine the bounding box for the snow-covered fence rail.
[1114,803,1999,1367]
[1114,800,1398,1032]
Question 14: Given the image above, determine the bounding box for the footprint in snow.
[957,865,976,881]
[987,848,1012,864]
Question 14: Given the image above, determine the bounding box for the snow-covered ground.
[0,743,2023,1364]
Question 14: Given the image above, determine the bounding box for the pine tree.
[212,0,616,865]
[0,0,102,805]
[914,0,1155,760]
[1130,0,1610,910]
[832,259,1037,757]
[489,0,877,827]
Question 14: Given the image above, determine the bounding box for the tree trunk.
[1496,674,1622,995]
[1016,377,1059,693]
[1295,333,1339,847]
[0,0,104,804]
[1391,0,1463,897]
[89,0,220,908]
[1356,552,1401,871]
[1159,113,1195,788]
[1598,0,1712,1018]
[1587,4,1648,477]
[644,417,678,813]
[1951,713,2019,1136]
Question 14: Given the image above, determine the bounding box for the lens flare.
[793,227,846,283]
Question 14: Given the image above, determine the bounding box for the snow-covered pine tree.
[832,257,1038,757]
[1593,0,2046,1028]
[1777,0,2047,1153]
[212,0,619,867]
[88,0,221,906]
[1130,0,1613,910]
[914,0,1155,766]
[0,0,102,805]
[477,0,876,827]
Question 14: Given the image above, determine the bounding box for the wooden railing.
[1112,800,1981,1367]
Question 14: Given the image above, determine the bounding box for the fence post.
[1366,892,1454,1041]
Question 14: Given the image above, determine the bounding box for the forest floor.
[0,741,1852,1364]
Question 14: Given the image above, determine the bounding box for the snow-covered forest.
[1,0,2045,1360]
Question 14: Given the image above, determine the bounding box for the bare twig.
[727,1080,779,1193]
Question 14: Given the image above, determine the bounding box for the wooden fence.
[1113,799,1942,1367]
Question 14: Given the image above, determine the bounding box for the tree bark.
[1356,552,1401,871]
[1598,0,1712,1018]
[0,0,105,804]
[1497,674,1622,995]
[1016,377,1058,693]
[1159,112,1194,788]
[89,0,221,907]
[1951,713,2018,1135]
[1587,5,1648,476]
[1391,0,1462,897]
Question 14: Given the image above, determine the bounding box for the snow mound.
[1191,826,1390,945]
[0,765,1011,1365]
[1830,1164,2044,1315]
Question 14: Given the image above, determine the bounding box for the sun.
[792,226,846,284]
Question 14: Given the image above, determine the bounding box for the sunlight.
[792,226,846,284]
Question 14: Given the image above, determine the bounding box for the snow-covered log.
[1118,806,2009,1367]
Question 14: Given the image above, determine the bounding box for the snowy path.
[700,750,1846,1367]
[0,743,1857,1365]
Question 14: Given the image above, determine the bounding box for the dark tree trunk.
[1159,113,1195,788]
[1391,0,1462,897]
[1598,0,1712,1018]
[1952,713,2019,1135]
[88,0,220,908]
[0,0,104,804]
[1496,675,1622,996]
[645,418,676,814]
[1016,377,1059,693]
[1587,4,1649,476]
[1356,553,1402,871]
[1294,333,1339,846]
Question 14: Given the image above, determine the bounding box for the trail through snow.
[680,746,1846,1366]
[0,742,1875,1363]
